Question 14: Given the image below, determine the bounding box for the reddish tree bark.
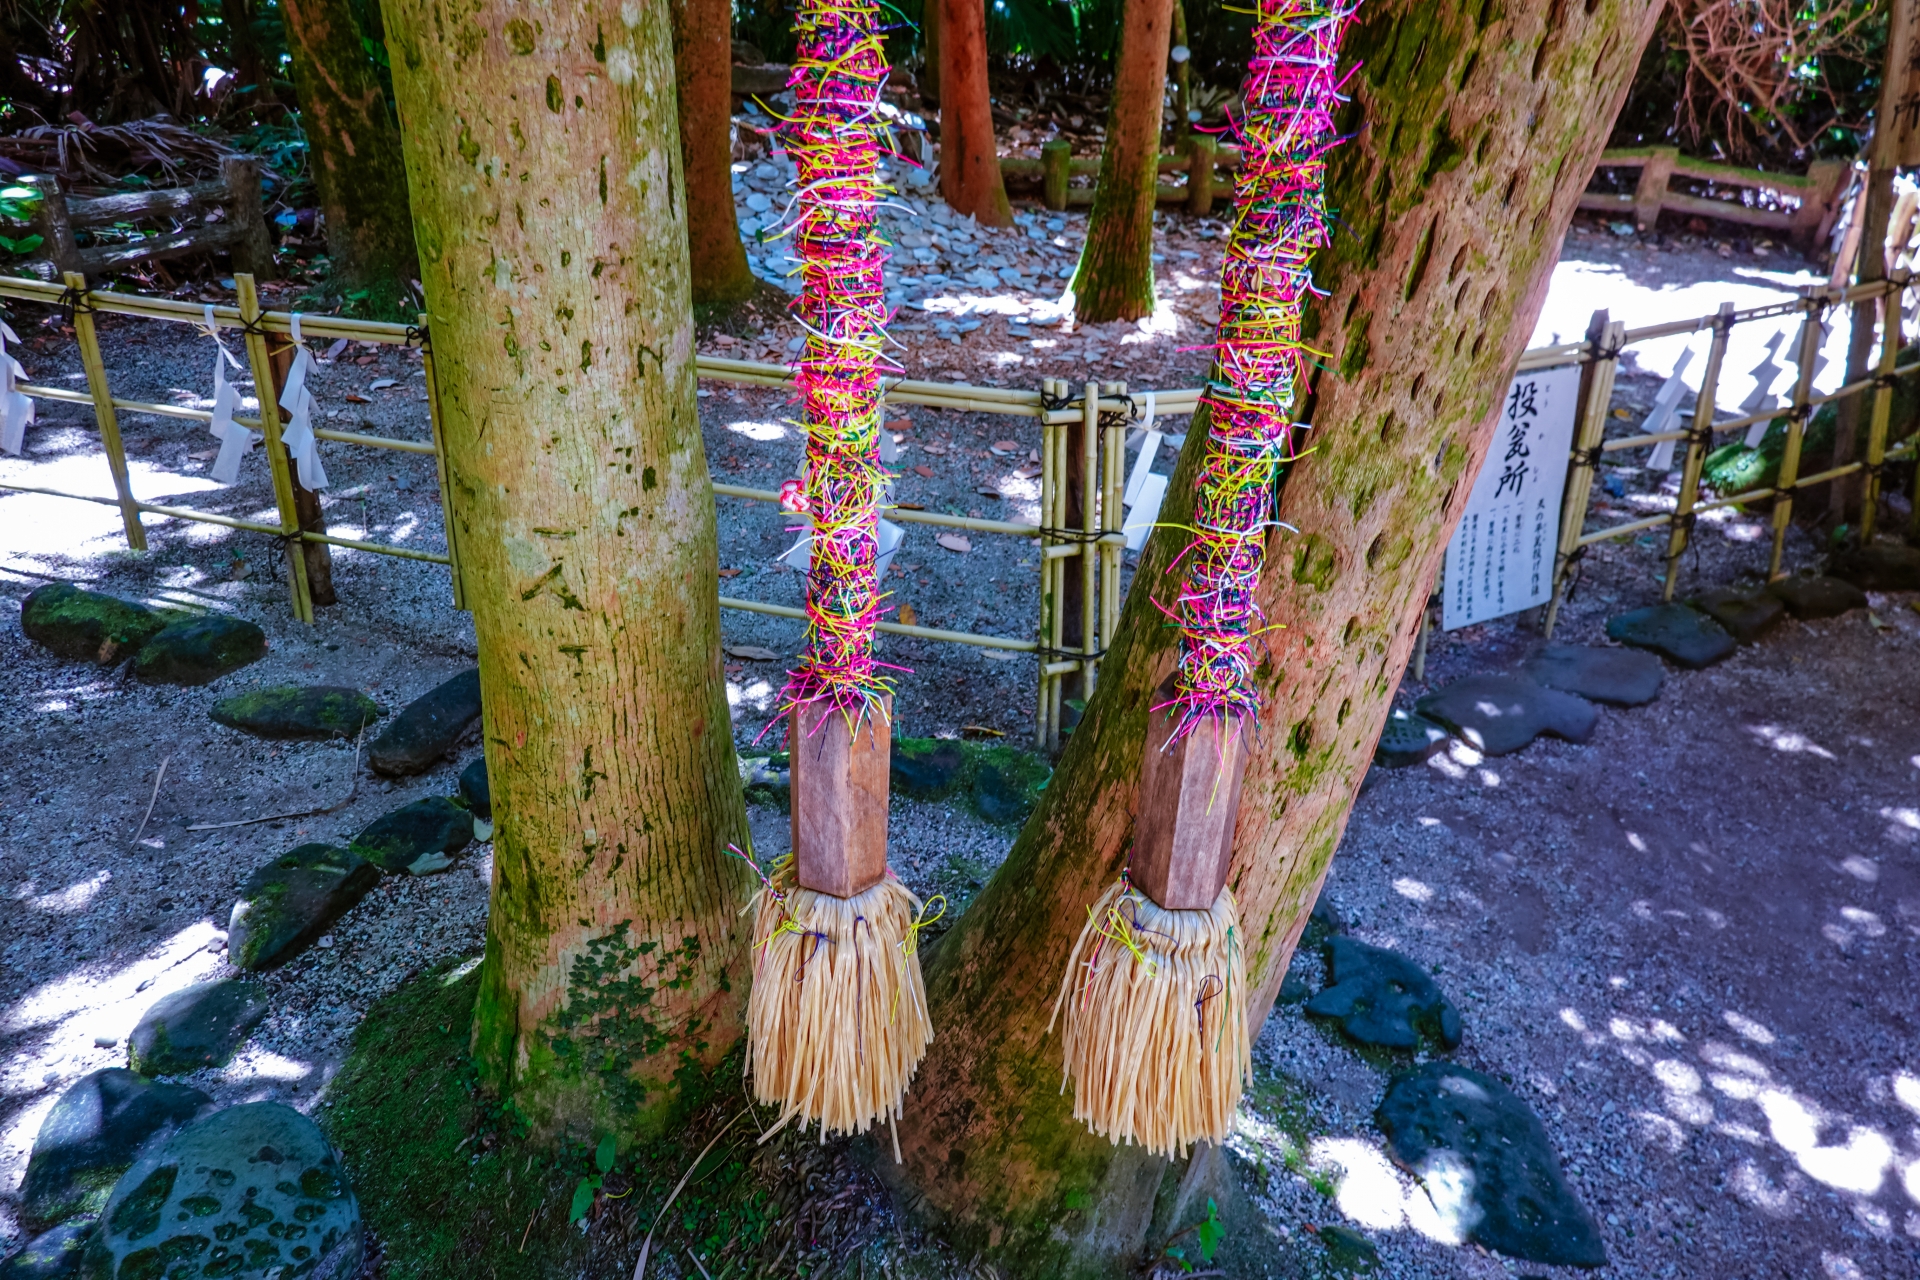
[1071,0,1173,322]
[672,0,760,306]
[938,0,1011,226]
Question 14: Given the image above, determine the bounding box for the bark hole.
[1447,242,1469,282]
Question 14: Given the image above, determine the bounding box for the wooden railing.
[1000,140,1246,215]
[1578,146,1851,247]
[25,154,275,279]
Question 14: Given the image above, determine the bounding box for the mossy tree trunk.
[938,0,1011,226]
[920,0,942,105]
[1070,0,1172,323]
[671,0,759,307]
[890,1,1665,1272]
[382,0,754,1142]
[279,0,418,306]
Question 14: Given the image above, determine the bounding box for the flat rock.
[971,762,1031,824]
[81,1102,361,1280]
[209,686,381,741]
[458,756,491,819]
[1830,542,1920,591]
[1687,588,1785,644]
[368,668,481,776]
[131,616,267,685]
[1415,676,1597,756]
[1377,1062,1606,1268]
[891,739,965,798]
[228,845,380,971]
[22,1070,209,1230]
[127,981,268,1076]
[1767,573,1868,619]
[1604,603,1735,669]
[350,798,474,874]
[1305,937,1462,1051]
[20,583,164,665]
[1,1222,91,1278]
[1520,643,1664,706]
[1374,707,1450,767]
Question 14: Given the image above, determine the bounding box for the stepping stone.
[228,845,381,971]
[1687,588,1785,644]
[1415,676,1598,757]
[127,980,268,1076]
[20,583,164,664]
[83,1102,362,1280]
[1604,603,1735,669]
[1766,573,1866,620]
[209,686,381,741]
[459,756,492,839]
[1374,707,1450,767]
[131,616,267,685]
[1305,936,1462,1051]
[368,668,481,776]
[971,761,1031,824]
[891,739,965,799]
[1376,1062,1606,1268]
[350,797,474,874]
[21,1069,209,1230]
[1317,1225,1380,1273]
[1520,643,1664,706]
[0,1221,91,1278]
[1831,542,1920,591]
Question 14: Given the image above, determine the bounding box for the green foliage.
[1157,1197,1226,1273]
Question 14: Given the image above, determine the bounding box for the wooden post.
[1798,159,1854,252]
[1632,146,1676,232]
[1080,381,1099,698]
[264,330,337,606]
[1102,389,1124,666]
[1663,303,1733,601]
[30,177,79,275]
[1543,311,1624,637]
[65,272,145,551]
[221,155,277,280]
[1048,401,1071,751]
[1169,0,1191,156]
[1041,139,1071,212]
[236,273,314,624]
[1036,382,1054,751]
[1186,134,1217,218]
[1130,678,1248,911]
[420,319,467,609]
[788,698,891,898]
[1861,282,1903,544]
[1768,291,1829,580]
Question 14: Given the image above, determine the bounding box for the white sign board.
[1442,363,1583,631]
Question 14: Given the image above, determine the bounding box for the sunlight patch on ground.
[1745,723,1838,760]
[1309,1136,1474,1245]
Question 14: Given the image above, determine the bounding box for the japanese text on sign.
[1442,363,1582,631]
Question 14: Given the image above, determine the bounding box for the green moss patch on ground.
[324,958,944,1279]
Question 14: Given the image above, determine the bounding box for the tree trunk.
[219,0,271,106]
[920,0,941,105]
[280,0,419,307]
[938,0,1011,226]
[381,0,754,1141]
[672,0,760,307]
[1070,0,1173,323]
[888,1,1665,1272]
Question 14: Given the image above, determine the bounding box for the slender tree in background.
[919,0,942,104]
[938,0,1012,225]
[279,0,418,309]
[672,0,762,306]
[1071,0,1174,321]
[890,0,1667,1272]
[381,0,753,1139]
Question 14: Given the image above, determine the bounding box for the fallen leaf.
[1014,464,1042,480]
[990,439,1021,454]
[188,448,218,460]
[936,533,972,553]
[980,649,1019,662]
[886,417,913,433]
[894,502,925,510]
[961,724,1006,737]
[897,604,919,626]
[725,644,779,661]
[922,442,948,455]
[344,393,371,404]
[976,487,1002,499]
[912,465,934,478]
[369,378,397,390]
[713,332,736,346]
[355,355,377,365]
[323,337,349,360]
[717,568,742,578]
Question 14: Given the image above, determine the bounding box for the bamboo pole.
[1103,389,1125,665]
[1861,282,1904,544]
[418,317,467,610]
[64,272,145,551]
[1037,381,1057,751]
[1769,291,1829,580]
[1543,312,1624,638]
[236,273,314,624]
[1050,395,1071,752]
[1663,302,1733,601]
[1080,381,1100,699]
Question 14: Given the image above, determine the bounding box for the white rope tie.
[0,320,34,456]
[278,312,328,490]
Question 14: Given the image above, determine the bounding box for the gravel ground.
[4,208,1918,1278]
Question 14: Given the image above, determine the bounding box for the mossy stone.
[127,981,268,1076]
[1306,936,1462,1051]
[368,669,482,776]
[210,686,382,741]
[1,1221,92,1278]
[1520,643,1664,707]
[20,583,164,665]
[228,845,380,971]
[457,756,491,819]
[1605,603,1735,669]
[1830,542,1920,592]
[1687,587,1785,644]
[131,616,267,686]
[1416,676,1597,756]
[1766,573,1867,619]
[891,739,965,798]
[350,798,474,874]
[1374,707,1450,767]
[21,1070,209,1231]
